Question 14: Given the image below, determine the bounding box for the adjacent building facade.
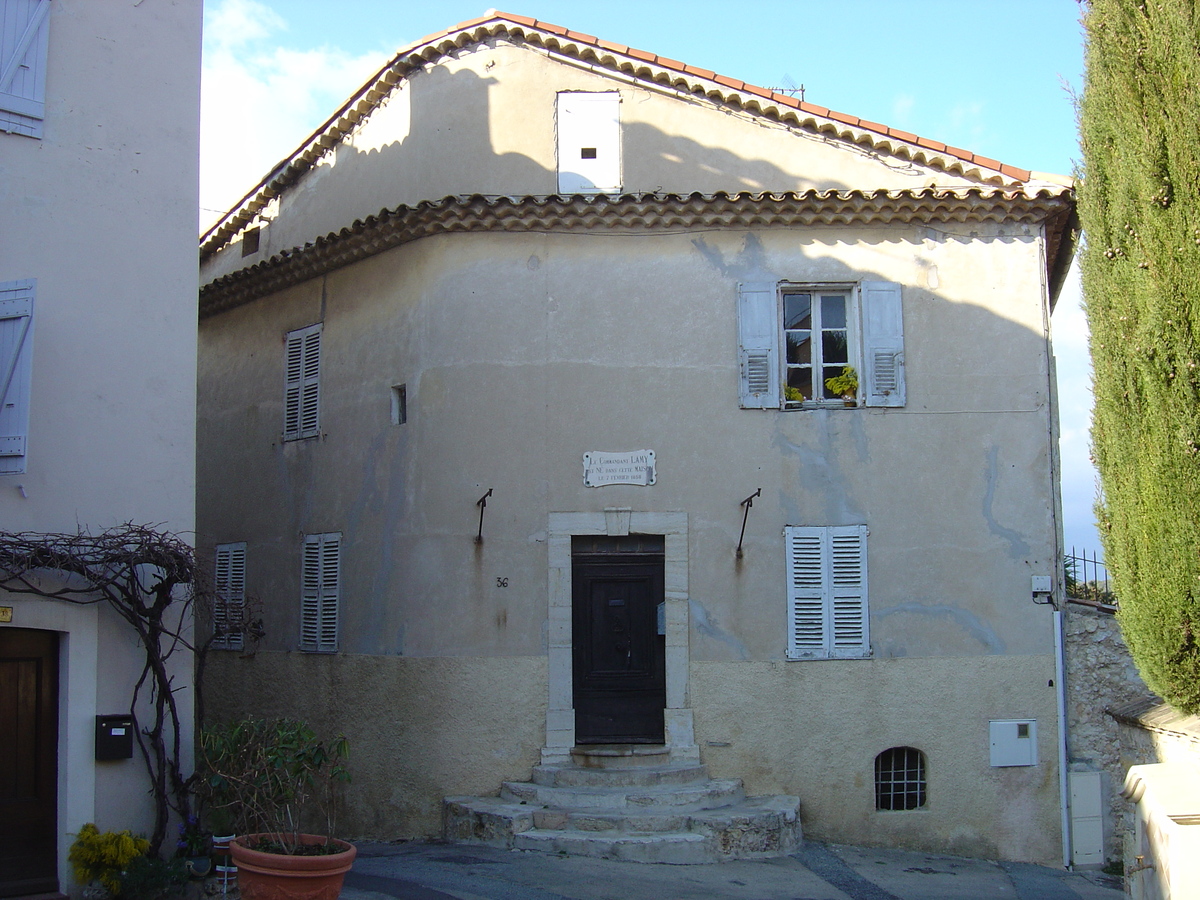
[198,13,1076,864]
[0,0,201,894]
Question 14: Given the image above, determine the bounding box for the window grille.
[875,746,926,810]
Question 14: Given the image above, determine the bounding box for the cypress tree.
[1078,0,1200,712]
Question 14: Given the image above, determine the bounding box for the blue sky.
[201,0,1097,554]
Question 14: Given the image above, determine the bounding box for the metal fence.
[1065,548,1115,606]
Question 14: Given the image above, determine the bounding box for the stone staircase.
[443,746,802,864]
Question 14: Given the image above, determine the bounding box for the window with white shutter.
[213,543,246,651]
[0,278,35,474]
[737,281,904,410]
[301,532,340,652]
[284,323,321,441]
[557,92,620,194]
[785,524,869,659]
[1,0,51,138]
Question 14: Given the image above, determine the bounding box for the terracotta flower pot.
[230,834,356,900]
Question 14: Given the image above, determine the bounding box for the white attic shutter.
[284,323,321,440]
[557,92,621,194]
[737,282,780,409]
[860,281,905,407]
[301,533,339,652]
[829,525,869,656]
[214,543,246,651]
[0,278,35,474]
[0,0,51,138]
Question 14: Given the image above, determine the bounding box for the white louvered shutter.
[860,282,905,407]
[214,543,246,651]
[829,525,869,655]
[0,278,35,474]
[737,282,780,409]
[786,525,869,659]
[786,527,826,658]
[0,0,51,138]
[301,533,340,652]
[284,323,321,440]
[556,92,621,194]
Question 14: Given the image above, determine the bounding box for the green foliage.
[199,718,350,854]
[69,823,150,895]
[117,856,188,900]
[824,366,859,398]
[1078,0,1200,711]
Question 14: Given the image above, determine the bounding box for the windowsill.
[784,402,860,410]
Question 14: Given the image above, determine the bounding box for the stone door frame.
[544,509,696,764]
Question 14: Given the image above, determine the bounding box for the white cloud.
[200,0,388,230]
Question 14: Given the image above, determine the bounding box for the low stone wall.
[1062,598,1149,863]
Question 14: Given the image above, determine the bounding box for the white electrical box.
[1031,575,1052,594]
[1069,770,1105,866]
[990,719,1038,767]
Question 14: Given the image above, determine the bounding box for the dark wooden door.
[0,628,59,898]
[573,537,665,744]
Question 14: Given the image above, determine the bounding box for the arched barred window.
[875,746,926,810]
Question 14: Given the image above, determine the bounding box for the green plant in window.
[824,366,859,398]
[784,385,806,403]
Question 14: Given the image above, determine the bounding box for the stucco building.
[0,0,201,894]
[197,12,1077,865]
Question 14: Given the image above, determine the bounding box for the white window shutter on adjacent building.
[860,281,905,407]
[0,278,35,474]
[284,323,321,440]
[786,525,869,659]
[0,0,51,138]
[301,533,340,652]
[556,92,621,194]
[214,543,246,651]
[737,282,780,409]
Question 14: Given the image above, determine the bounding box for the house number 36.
[496,577,509,588]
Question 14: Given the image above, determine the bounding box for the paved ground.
[338,840,1127,900]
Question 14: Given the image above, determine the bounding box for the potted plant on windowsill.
[199,718,354,900]
[824,366,859,406]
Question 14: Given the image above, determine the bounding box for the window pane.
[783,294,812,330]
[786,332,811,364]
[821,294,846,329]
[786,367,812,402]
[823,330,848,364]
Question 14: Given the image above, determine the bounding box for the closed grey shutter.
[301,533,340,652]
[284,323,321,440]
[786,526,826,658]
[0,278,35,474]
[860,281,905,407]
[785,524,869,659]
[829,525,869,656]
[737,282,780,409]
[0,0,51,138]
[214,543,246,651]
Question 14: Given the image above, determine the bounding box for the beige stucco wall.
[0,0,201,892]
[202,39,990,283]
[199,216,1063,861]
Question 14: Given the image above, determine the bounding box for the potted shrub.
[68,824,150,899]
[824,366,859,405]
[199,718,354,900]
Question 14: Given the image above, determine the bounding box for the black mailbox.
[95,715,134,760]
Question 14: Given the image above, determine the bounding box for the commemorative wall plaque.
[583,450,656,487]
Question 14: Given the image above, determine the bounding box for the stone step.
[443,794,803,864]
[513,829,711,865]
[500,777,745,811]
[531,763,709,788]
[569,744,671,769]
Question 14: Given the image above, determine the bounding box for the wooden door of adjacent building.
[0,628,59,898]
[572,536,665,744]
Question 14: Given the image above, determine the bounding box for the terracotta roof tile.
[566,29,598,43]
[596,38,628,53]
[656,55,684,69]
[713,74,743,90]
[502,13,537,26]
[683,64,715,80]
[627,46,655,62]
[535,19,568,35]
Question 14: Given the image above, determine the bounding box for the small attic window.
[557,92,620,194]
[241,227,260,257]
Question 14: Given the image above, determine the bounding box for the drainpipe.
[1055,607,1072,869]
